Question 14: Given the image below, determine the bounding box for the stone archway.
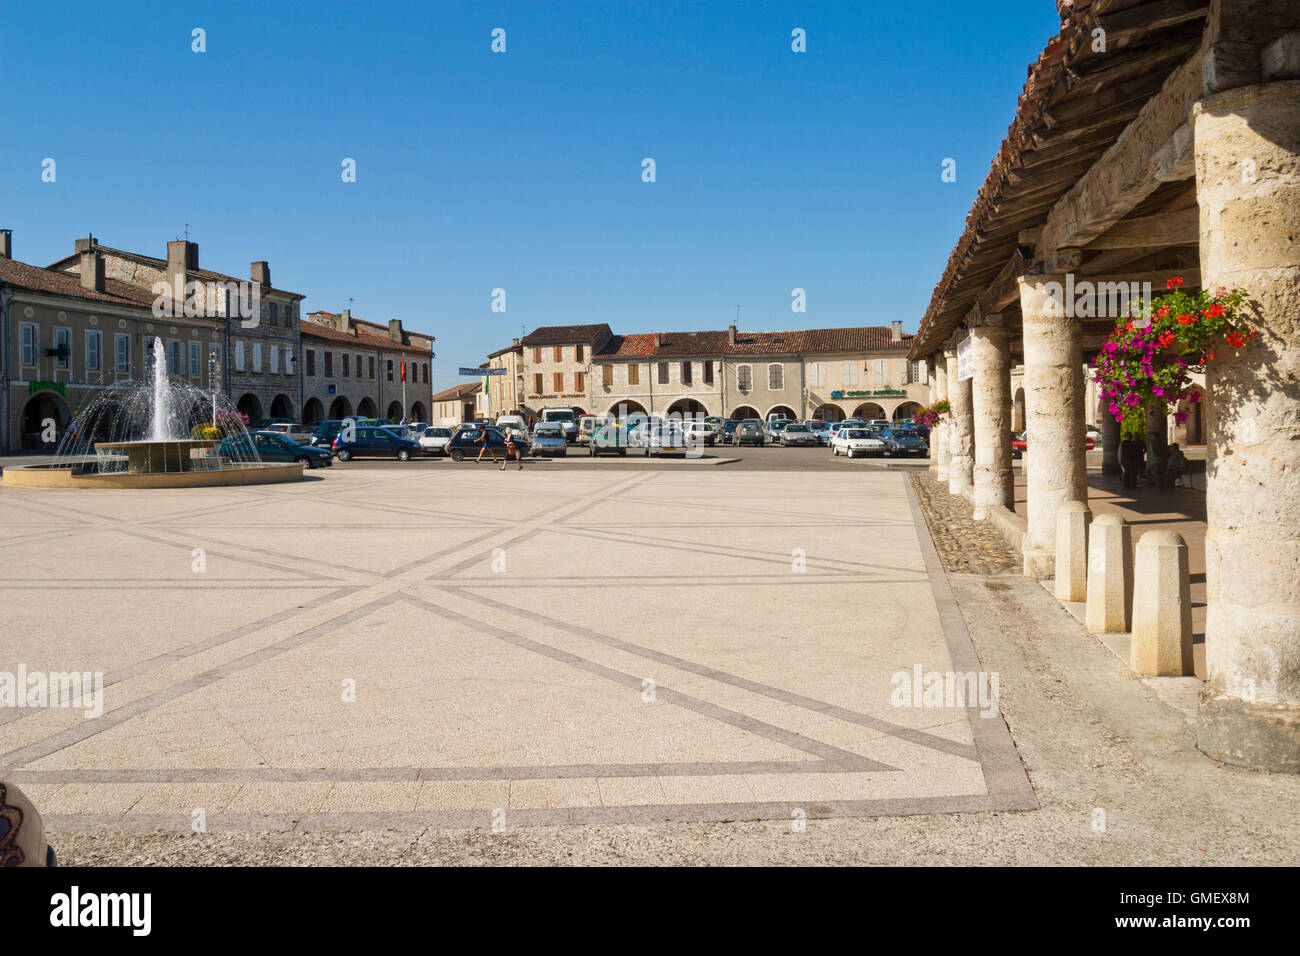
[728,405,760,420]
[608,400,647,420]
[21,391,71,450]
[410,402,427,422]
[302,398,324,426]
[812,404,845,422]
[328,395,353,420]
[236,393,264,425]
[386,401,403,422]
[852,402,885,420]
[893,401,923,422]
[666,397,709,421]
[766,404,798,421]
[270,394,294,420]
[356,397,376,419]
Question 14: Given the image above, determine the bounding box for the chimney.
[80,248,106,293]
[654,332,662,348]
[728,324,736,345]
[74,234,99,254]
[0,229,11,259]
[389,318,404,343]
[166,240,196,306]
[891,320,903,342]
[250,260,271,287]
[512,337,520,348]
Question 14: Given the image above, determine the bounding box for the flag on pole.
[400,358,406,382]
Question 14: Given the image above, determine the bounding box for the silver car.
[530,423,568,457]
[780,423,820,446]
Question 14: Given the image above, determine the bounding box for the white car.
[680,421,717,446]
[831,427,886,459]
[264,422,316,444]
[645,425,690,457]
[418,426,454,455]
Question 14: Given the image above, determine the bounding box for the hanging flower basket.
[913,399,951,429]
[1091,277,1253,434]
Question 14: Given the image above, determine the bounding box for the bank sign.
[830,388,906,399]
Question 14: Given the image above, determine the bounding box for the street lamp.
[208,353,222,429]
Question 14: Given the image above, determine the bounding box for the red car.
[1011,431,1095,459]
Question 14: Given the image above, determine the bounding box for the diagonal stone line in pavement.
[440,586,982,763]
[0,593,407,773]
[400,591,897,772]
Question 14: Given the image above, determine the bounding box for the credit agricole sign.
[830,388,906,399]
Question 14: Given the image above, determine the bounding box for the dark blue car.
[332,425,421,461]
[221,430,333,468]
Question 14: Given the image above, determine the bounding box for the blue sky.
[1,0,1059,389]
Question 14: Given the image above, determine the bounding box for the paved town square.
[0,466,1030,829]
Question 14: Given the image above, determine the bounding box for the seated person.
[1166,443,1189,485]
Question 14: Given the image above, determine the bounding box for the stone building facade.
[48,236,305,425]
[519,323,612,421]
[300,310,434,424]
[0,232,224,451]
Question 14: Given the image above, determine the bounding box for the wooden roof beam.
[1039,47,1201,254]
[1090,0,1209,49]
[1084,205,1199,249]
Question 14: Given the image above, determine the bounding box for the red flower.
[1206,304,1225,318]
[1166,277,1185,289]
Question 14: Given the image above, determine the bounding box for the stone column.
[1018,273,1087,578]
[934,353,951,483]
[1193,79,1300,773]
[946,346,974,499]
[1099,393,1121,476]
[927,363,941,477]
[970,321,1013,519]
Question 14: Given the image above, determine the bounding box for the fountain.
[3,336,305,488]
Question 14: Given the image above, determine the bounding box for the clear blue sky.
[1,0,1059,389]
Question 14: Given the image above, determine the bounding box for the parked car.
[681,421,717,447]
[646,425,689,456]
[249,417,292,430]
[780,423,820,446]
[732,421,765,446]
[1011,430,1096,459]
[495,414,528,438]
[309,420,348,447]
[805,420,832,445]
[332,425,421,461]
[444,426,530,461]
[530,423,569,457]
[262,422,317,444]
[589,422,630,456]
[764,419,792,442]
[831,427,887,458]
[223,430,333,468]
[626,418,662,448]
[878,427,929,457]
[418,426,454,455]
[539,407,579,442]
[828,419,866,442]
[718,420,740,444]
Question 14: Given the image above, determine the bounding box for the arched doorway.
[812,404,844,421]
[410,402,427,422]
[893,401,923,422]
[386,401,403,422]
[356,397,377,418]
[21,391,70,450]
[328,395,353,420]
[852,402,885,420]
[1012,388,1026,432]
[270,394,294,420]
[608,400,647,420]
[666,398,709,422]
[766,405,798,421]
[728,405,760,420]
[302,398,324,425]
[236,393,263,425]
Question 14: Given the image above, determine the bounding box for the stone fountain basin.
[2,438,305,489]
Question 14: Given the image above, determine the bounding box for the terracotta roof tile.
[0,256,182,311]
[521,323,611,346]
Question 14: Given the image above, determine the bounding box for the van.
[577,414,612,446]
[539,407,579,442]
[495,414,527,437]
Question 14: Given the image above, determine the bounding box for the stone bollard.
[1053,500,1092,602]
[1130,531,1194,676]
[1085,514,1132,633]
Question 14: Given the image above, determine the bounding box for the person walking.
[501,429,523,471]
[474,425,497,464]
[1166,443,1188,487]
